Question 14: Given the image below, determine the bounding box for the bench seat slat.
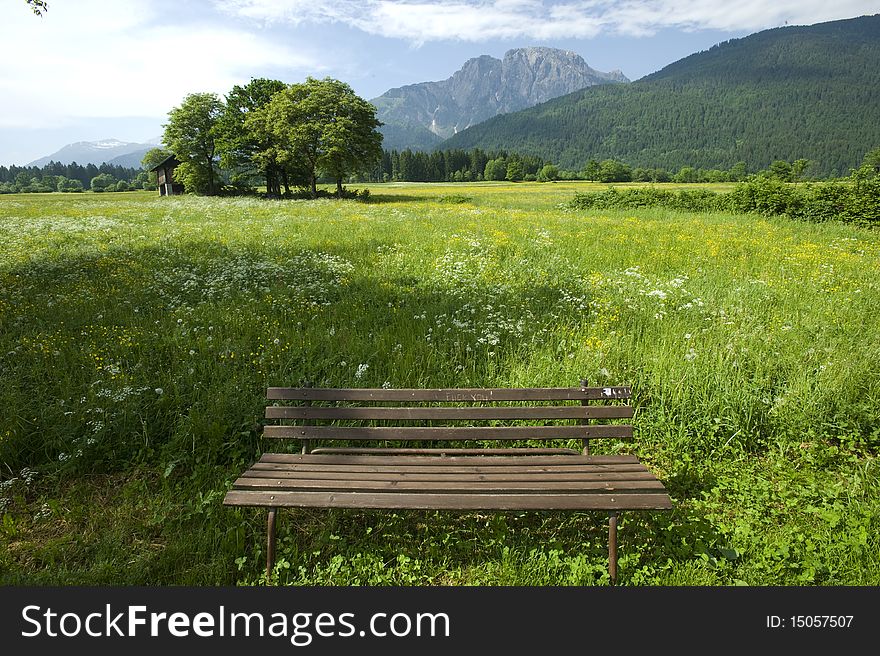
[232,477,667,493]
[257,453,640,466]
[223,490,672,510]
[308,447,581,456]
[266,406,634,420]
[263,425,633,440]
[239,470,660,483]
[250,464,650,476]
[267,387,632,401]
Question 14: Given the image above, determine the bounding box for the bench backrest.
[263,383,633,456]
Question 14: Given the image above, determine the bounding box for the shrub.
[568,188,725,213]
[437,194,473,204]
[568,174,879,225]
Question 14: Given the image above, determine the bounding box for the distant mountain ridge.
[440,15,880,176]
[28,138,158,168]
[372,47,628,151]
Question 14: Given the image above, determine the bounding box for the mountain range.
[25,15,880,177]
[371,47,628,151]
[442,15,880,176]
[28,138,161,168]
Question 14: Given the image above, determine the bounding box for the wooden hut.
[150,155,184,196]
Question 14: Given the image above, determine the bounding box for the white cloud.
[0,0,324,129]
[217,0,880,42]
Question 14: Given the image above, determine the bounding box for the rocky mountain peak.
[371,46,628,150]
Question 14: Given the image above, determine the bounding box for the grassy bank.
[1,183,878,585]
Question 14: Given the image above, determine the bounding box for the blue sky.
[1,0,878,164]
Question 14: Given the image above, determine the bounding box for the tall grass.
[1,185,878,585]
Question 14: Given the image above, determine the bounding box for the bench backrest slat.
[265,406,634,420]
[263,385,634,452]
[267,386,631,402]
[263,425,633,440]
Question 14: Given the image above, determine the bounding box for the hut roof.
[149,155,180,172]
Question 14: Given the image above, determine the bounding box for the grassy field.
[1,182,878,585]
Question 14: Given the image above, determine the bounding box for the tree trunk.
[310,173,317,199]
[207,156,216,195]
[265,170,276,197]
[336,177,343,198]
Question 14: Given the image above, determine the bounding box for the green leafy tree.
[163,93,224,195]
[632,167,651,182]
[313,79,383,196]
[141,147,173,187]
[141,147,173,171]
[14,172,30,190]
[769,160,793,182]
[505,160,524,182]
[538,164,559,182]
[217,78,287,195]
[90,173,115,192]
[598,159,632,183]
[581,160,601,181]
[792,159,812,181]
[483,158,507,181]
[134,170,155,191]
[253,78,382,198]
[728,161,748,182]
[861,147,880,176]
[57,178,83,192]
[674,166,699,183]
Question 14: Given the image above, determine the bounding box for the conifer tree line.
[373,149,549,182]
[0,162,148,194]
[373,151,833,184]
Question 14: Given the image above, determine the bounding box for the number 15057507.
[766,615,853,629]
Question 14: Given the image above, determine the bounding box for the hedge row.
[568,177,880,225]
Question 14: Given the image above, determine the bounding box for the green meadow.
[1,182,878,585]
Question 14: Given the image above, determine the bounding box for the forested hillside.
[441,15,880,176]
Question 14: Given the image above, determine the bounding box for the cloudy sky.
[1,0,878,164]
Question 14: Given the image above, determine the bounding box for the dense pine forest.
[0,161,146,193]
[441,15,880,177]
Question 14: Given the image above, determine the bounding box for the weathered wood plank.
[223,490,672,510]
[263,424,633,440]
[232,477,668,493]
[266,406,634,420]
[308,447,581,456]
[249,464,650,477]
[267,387,632,401]
[257,453,640,466]
[239,469,660,482]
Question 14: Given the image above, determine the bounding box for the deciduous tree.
[163,93,224,195]
[254,78,382,198]
[217,78,287,195]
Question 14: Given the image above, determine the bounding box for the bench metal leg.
[608,512,618,585]
[267,508,277,581]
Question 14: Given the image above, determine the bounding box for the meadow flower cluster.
[426,233,595,353]
[610,266,706,320]
[147,250,353,309]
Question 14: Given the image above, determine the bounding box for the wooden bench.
[223,382,672,584]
